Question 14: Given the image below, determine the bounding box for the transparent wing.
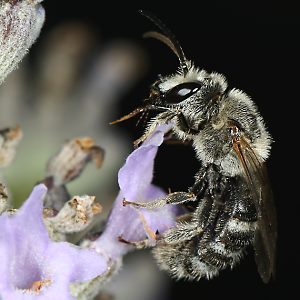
[232,134,277,283]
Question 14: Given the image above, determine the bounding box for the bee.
[112,10,277,282]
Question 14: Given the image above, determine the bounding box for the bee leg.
[118,210,161,249]
[133,111,175,148]
[133,120,161,147]
[162,220,204,244]
[123,191,197,209]
[118,232,159,249]
[176,212,192,222]
[118,235,151,249]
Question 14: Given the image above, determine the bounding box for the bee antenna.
[139,9,189,75]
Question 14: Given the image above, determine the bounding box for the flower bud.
[44,195,102,242]
[0,0,45,84]
[46,137,105,186]
[0,125,22,167]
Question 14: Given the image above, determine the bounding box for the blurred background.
[0,0,298,299]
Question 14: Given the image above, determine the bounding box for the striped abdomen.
[153,172,257,280]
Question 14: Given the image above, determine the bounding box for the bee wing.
[232,135,277,283]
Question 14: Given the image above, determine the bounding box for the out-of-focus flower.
[0,184,107,300]
[0,125,22,211]
[0,22,147,207]
[71,124,178,299]
[0,125,22,168]
[0,0,45,84]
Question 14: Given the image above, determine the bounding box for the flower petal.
[118,123,172,201]
[0,184,106,299]
[141,184,178,238]
[45,242,108,284]
[92,124,177,260]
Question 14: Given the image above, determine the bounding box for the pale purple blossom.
[0,124,179,300]
[70,124,179,299]
[0,184,106,300]
[91,123,178,261]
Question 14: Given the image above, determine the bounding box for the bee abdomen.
[198,242,233,269]
[221,218,257,251]
[232,197,257,222]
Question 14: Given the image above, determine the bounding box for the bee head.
[145,68,228,133]
[110,11,227,131]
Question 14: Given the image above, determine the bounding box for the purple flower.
[0,184,106,300]
[91,123,178,260]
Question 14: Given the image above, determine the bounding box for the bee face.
[146,68,228,134]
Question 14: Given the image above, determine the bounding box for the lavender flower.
[91,123,176,259]
[0,184,107,300]
[71,124,178,299]
[1,22,146,206]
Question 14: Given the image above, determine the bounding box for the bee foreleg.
[133,111,176,148]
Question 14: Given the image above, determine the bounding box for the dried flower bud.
[0,0,45,84]
[44,195,102,242]
[46,137,105,186]
[0,182,8,214]
[0,125,22,167]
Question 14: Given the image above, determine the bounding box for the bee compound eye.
[163,81,202,104]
